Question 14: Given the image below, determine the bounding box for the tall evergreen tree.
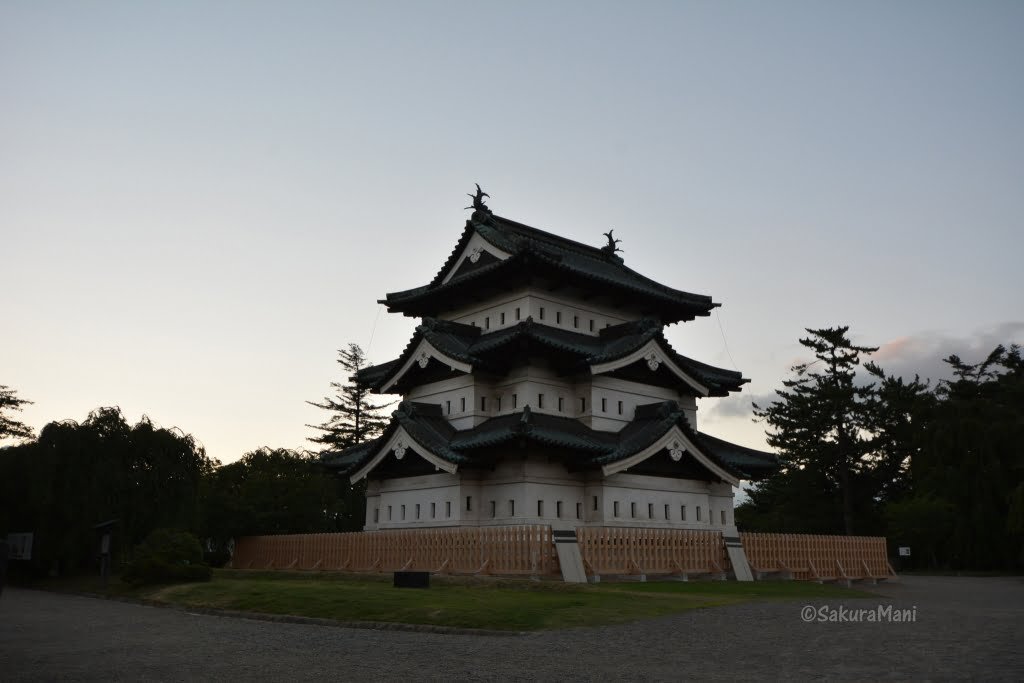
[751,327,878,535]
[306,343,392,451]
[0,385,34,442]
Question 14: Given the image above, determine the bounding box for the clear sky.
[3,1,1022,462]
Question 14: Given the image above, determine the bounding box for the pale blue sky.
[3,1,1022,461]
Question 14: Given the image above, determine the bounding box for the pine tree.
[752,327,878,535]
[0,384,34,442]
[306,343,391,451]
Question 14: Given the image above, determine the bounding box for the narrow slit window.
[537,500,544,517]
[446,400,451,415]
[556,501,563,518]
[539,307,545,320]
[618,400,623,415]
[580,397,586,413]
[509,499,515,516]
[388,506,393,521]
[446,501,451,517]
[500,312,505,325]
[721,510,727,525]
[481,396,487,411]
[537,393,544,409]
[664,504,670,520]
[485,316,490,329]
[556,311,562,325]
[374,508,379,523]
[401,505,406,520]
[497,396,502,411]
[593,495,598,511]
[466,496,472,512]
[431,502,436,518]
[557,397,564,412]
[415,503,420,519]
[697,506,702,521]
[490,501,496,518]
[681,505,687,521]
[589,319,594,332]
[576,502,581,519]
[460,397,466,412]
[613,501,620,517]
[515,307,521,320]
[573,315,579,328]
[630,502,637,518]
[601,398,607,412]
[512,394,518,409]
[648,503,653,519]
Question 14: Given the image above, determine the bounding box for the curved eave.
[378,338,473,393]
[590,339,710,396]
[349,425,459,483]
[601,426,742,487]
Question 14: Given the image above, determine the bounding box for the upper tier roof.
[357,317,748,397]
[379,206,717,324]
[322,400,779,484]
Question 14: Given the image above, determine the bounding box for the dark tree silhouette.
[307,343,391,451]
[0,385,34,442]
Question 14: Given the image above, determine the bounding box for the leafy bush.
[122,528,212,585]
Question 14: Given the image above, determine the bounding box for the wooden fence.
[230,527,896,582]
[575,527,730,578]
[740,532,896,582]
[230,525,559,576]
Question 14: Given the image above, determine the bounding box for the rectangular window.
[648,503,653,519]
[618,400,623,415]
[721,510,727,525]
[697,506,702,521]
[556,311,562,324]
[466,496,472,512]
[539,307,545,320]
[537,500,544,517]
[537,393,544,409]
[481,396,487,411]
[681,505,687,521]
[485,316,490,329]
[446,400,451,415]
[515,307,521,320]
[490,500,496,518]
[509,499,515,516]
[500,312,505,325]
[613,501,620,517]
[446,501,451,517]
[630,502,636,518]
[374,508,379,523]
[580,397,586,413]
[497,396,502,411]
[512,394,518,409]
[573,315,579,328]
[593,495,598,511]
[431,502,436,518]
[556,501,563,518]
[664,504,670,520]
[601,398,607,412]
[557,397,564,412]
[401,504,406,520]
[415,503,420,519]
[388,506,393,521]
[460,397,466,412]
[576,502,581,519]
[589,319,594,332]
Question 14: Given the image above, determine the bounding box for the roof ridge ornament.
[465,183,494,224]
[601,229,624,258]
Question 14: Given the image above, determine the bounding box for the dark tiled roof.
[323,400,778,481]
[358,317,747,396]
[379,211,717,324]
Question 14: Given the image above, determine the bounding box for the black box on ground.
[393,571,430,588]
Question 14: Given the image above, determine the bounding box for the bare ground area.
[1,575,1021,681]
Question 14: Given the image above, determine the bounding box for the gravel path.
[1,576,1021,681]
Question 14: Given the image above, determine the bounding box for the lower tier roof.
[322,400,778,484]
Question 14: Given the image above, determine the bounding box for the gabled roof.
[322,400,778,483]
[358,317,748,396]
[379,210,717,324]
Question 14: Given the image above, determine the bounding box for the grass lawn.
[137,570,874,631]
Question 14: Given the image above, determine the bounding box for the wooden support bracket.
[474,558,491,575]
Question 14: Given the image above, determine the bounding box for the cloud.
[867,321,1024,384]
[705,391,779,420]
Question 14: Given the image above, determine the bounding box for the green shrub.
[122,528,212,585]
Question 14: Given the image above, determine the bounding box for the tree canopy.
[307,343,391,451]
[0,384,34,442]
